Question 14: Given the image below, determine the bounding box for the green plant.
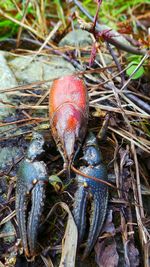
[126,55,145,80]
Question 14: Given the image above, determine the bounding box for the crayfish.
[16,75,108,261]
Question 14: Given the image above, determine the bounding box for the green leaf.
[126,61,144,80]
[49,175,63,192]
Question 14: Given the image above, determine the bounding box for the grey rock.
[0,50,76,135]
[0,147,23,173]
[0,221,16,244]
[0,53,17,89]
[8,55,75,84]
[0,52,18,120]
[0,52,75,134]
[59,29,92,47]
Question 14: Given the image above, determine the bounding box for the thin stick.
[71,165,116,189]
[73,0,147,55]
[120,53,149,92]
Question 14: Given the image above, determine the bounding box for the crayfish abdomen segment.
[49,75,88,113]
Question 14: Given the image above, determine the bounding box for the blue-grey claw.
[16,133,48,258]
[73,132,108,258]
[73,186,88,245]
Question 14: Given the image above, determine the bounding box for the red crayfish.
[16,74,108,261]
[49,75,88,169]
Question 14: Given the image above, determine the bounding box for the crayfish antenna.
[68,160,72,180]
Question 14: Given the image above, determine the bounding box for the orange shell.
[49,75,89,164]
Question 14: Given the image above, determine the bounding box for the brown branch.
[73,0,147,55]
[71,165,116,189]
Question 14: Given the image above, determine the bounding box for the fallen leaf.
[59,202,78,267]
[95,238,119,267]
[128,241,139,267]
[101,210,116,236]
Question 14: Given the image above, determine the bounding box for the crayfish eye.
[73,139,82,162]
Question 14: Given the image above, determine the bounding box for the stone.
[59,29,92,47]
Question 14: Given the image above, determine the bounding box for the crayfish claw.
[83,187,108,258]
[73,185,88,244]
[72,132,108,258]
[27,181,46,257]
[16,187,29,257]
[16,133,48,259]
